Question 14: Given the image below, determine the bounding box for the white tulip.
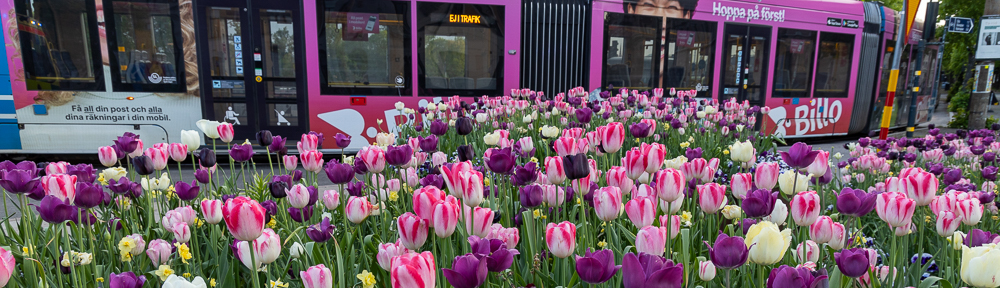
[162,275,208,288]
[195,120,221,139]
[180,130,201,151]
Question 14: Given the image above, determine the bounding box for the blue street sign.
[948,17,974,33]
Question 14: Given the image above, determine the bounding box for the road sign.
[948,17,975,33]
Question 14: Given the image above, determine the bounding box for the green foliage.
[948,90,970,128]
[939,0,985,87]
[987,115,999,127]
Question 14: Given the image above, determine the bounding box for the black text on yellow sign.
[449,14,481,24]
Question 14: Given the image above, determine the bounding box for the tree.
[937,0,984,95]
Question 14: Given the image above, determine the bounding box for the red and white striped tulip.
[440,161,474,196]
[593,186,623,222]
[625,196,657,228]
[98,146,118,167]
[553,137,583,157]
[322,190,340,210]
[653,168,686,203]
[217,123,235,143]
[168,143,188,162]
[884,177,904,193]
[875,192,916,228]
[541,184,565,206]
[346,196,374,224]
[41,174,77,203]
[300,264,333,288]
[808,216,835,244]
[358,146,387,173]
[731,173,753,199]
[640,143,666,174]
[413,186,445,222]
[129,139,144,158]
[683,158,718,183]
[377,240,412,271]
[697,183,728,214]
[45,161,69,175]
[957,198,983,226]
[456,170,485,207]
[390,252,436,288]
[465,206,495,237]
[828,222,847,250]
[607,166,635,194]
[222,196,266,241]
[544,156,567,185]
[601,122,626,153]
[635,226,668,257]
[545,221,577,258]
[658,214,682,239]
[754,162,780,190]
[200,199,223,224]
[145,148,169,171]
[433,197,460,238]
[622,148,645,180]
[172,222,191,243]
[905,171,938,206]
[791,191,821,226]
[794,240,821,263]
[283,155,298,171]
[936,210,962,237]
[397,212,429,250]
[301,150,325,173]
[286,184,311,209]
[805,150,830,176]
[298,133,319,152]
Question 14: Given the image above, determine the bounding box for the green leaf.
[918,276,953,288]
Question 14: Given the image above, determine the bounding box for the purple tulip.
[291,170,304,182]
[510,162,538,186]
[622,252,683,288]
[456,117,473,136]
[306,217,335,242]
[458,145,475,162]
[575,249,620,284]
[230,143,255,162]
[443,253,488,288]
[780,142,819,169]
[468,235,519,272]
[575,107,593,123]
[115,132,141,154]
[986,152,997,162]
[420,174,444,189]
[386,145,414,167]
[837,187,878,217]
[704,232,749,269]
[256,130,273,148]
[131,156,155,176]
[194,168,211,184]
[811,168,834,185]
[108,178,139,195]
[37,195,78,223]
[67,164,97,184]
[984,166,998,181]
[0,169,39,193]
[685,147,703,160]
[324,160,354,184]
[328,133,350,148]
[972,145,987,155]
[927,163,945,175]
[353,157,368,174]
[943,169,963,185]
[74,182,105,209]
[346,181,365,197]
[767,265,828,288]
[308,131,325,147]
[835,248,870,278]
[978,192,996,205]
[486,148,516,175]
[742,190,776,218]
[288,205,314,223]
[563,154,590,180]
[519,184,544,208]
[629,122,651,138]
[174,180,200,201]
[197,148,217,167]
[430,119,449,136]
[261,200,278,216]
[741,219,757,235]
[269,135,287,152]
[419,135,439,152]
[965,229,999,247]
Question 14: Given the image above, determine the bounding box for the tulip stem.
[248,240,260,288]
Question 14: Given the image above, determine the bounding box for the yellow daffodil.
[357,270,376,288]
[598,241,607,248]
[96,277,104,283]
[175,243,192,264]
[154,265,174,281]
[680,142,690,148]
[118,237,137,262]
[267,218,277,228]
[388,191,399,202]
[210,278,217,287]
[269,280,289,288]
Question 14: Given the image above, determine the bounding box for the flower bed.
[0,87,994,288]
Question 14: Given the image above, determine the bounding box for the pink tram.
[0,0,936,152]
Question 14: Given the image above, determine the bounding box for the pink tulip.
[541,184,566,206]
[98,146,118,167]
[640,143,666,174]
[923,149,945,162]
[172,222,191,243]
[731,173,753,199]
[300,264,333,288]
[622,148,645,180]
[875,192,916,228]
[433,197,460,238]
[45,161,69,175]
[625,197,657,228]
[640,119,657,137]
[828,222,847,250]
[486,224,520,249]
[41,174,77,203]
[222,196,267,241]
[635,184,655,199]
[899,167,926,179]
[397,212,429,250]
[562,128,584,139]
[791,191,821,226]
[283,155,298,171]
[635,226,668,256]
[805,150,830,176]
[322,190,340,210]
[601,122,626,153]
[129,139,144,158]
[233,228,281,270]
[660,196,684,215]
[300,150,324,173]
[658,214,682,239]
[697,183,728,214]
[346,196,374,224]
[0,247,11,287]
[146,239,173,266]
[553,137,583,157]
[754,162,779,190]
[545,221,577,258]
[936,210,962,237]
[457,170,485,207]
[808,216,835,244]
[607,166,635,194]
[465,206,494,237]
[298,133,319,152]
[403,167,420,187]
[168,143,188,162]
[683,158,719,183]
[884,177,904,193]
[904,171,938,206]
[286,184,311,209]
[217,123,235,143]
[377,240,412,271]
[957,198,983,226]
[930,193,961,216]
[441,161,474,196]
[544,156,567,185]
[413,186,445,221]
[200,199,223,224]
[358,146,387,173]
[145,147,169,171]
[390,252,436,288]
[794,240,821,263]
[588,158,601,181]
[593,186,623,222]
[654,168,686,202]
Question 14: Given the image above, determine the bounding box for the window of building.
[104,0,185,92]
[15,0,104,91]
[814,32,854,98]
[418,2,504,96]
[602,12,662,91]
[773,28,816,98]
[664,19,715,97]
[318,0,411,96]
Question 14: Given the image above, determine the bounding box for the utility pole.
[880,1,908,140]
[970,0,1000,129]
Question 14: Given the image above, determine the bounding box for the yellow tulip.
[745,221,791,265]
[778,171,809,195]
[962,243,1000,288]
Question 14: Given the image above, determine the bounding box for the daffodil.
[357,270,377,288]
[155,265,175,281]
[175,243,192,264]
[118,237,137,262]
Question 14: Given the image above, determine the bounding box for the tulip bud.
[699,261,716,281]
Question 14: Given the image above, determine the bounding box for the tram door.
[721,24,770,107]
[197,0,306,142]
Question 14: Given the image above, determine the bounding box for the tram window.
[664,19,714,97]
[773,29,816,98]
[814,32,854,98]
[15,0,103,91]
[418,2,504,96]
[104,0,185,92]
[318,0,411,96]
[602,12,662,91]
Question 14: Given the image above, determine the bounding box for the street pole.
[879,1,908,140]
[969,0,1000,129]
[931,27,947,113]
